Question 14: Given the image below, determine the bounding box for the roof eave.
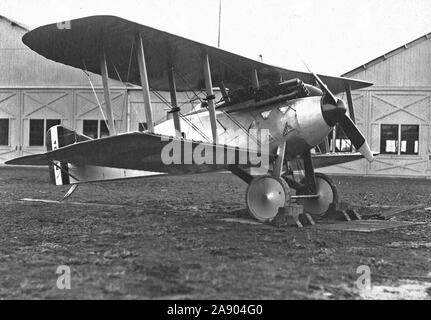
[0,15,30,31]
[342,32,431,78]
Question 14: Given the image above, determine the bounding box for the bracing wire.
[172,67,259,148]
[82,60,109,131]
[172,69,213,132]
[126,42,134,83]
[150,88,211,142]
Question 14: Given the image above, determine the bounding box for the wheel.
[300,173,338,216]
[245,175,290,222]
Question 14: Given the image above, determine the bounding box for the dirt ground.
[0,166,430,300]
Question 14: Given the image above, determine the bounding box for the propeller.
[311,72,374,162]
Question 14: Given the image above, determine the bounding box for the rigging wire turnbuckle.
[167,106,181,113]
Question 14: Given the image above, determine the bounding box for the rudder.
[46,125,91,185]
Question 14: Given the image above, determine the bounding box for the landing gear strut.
[284,151,339,217]
[298,172,338,216]
[245,143,291,222]
[230,145,339,223]
[231,142,290,222]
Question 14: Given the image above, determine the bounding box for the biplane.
[6,15,376,222]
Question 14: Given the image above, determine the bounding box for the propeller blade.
[338,115,374,162]
[305,66,375,162]
[310,72,337,105]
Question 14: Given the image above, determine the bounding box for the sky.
[1,0,431,76]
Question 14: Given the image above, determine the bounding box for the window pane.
[100,120,110,138]
[335,125,348,139]
[29,119,44,146]
[380,124,398,154]
[0,119,9,146]
[327,125,352,152]
[336,139,353,152]
[401,125,419,155]
[47,119,61,131]
[315,141,327,154]
[335,125,352,152]
[83,120,98,139]
[327,130,334,150]
[138,122,148,132]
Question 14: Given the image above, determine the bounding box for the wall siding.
[346,37,431,87]
[0,90,21,162]
[2,17,431,177]
[0,17,124,87]
[320,35,431,177]
[320,88,431,177]
[0,87,200,163]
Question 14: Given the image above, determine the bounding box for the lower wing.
[6,131,275,175]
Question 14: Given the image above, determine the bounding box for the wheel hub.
[301,174,337,216]
[246,175,290,222]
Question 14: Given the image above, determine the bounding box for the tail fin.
[46,125,91,185]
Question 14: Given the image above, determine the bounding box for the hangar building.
[322,32,431,178]
[0,15,197,163]
[2,15,431,179]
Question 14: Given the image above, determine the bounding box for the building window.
[328,125,353,152]
[138,122,148,132]
[83,120,98,139]
[380,124,419,155]
[100,120,110,138]
[83,120,115,139]
[47,119,61,131]
[0,119,9,146]
[30,119,44,146]
[400,125,419,155]
[380,124,398,154]
[29,119,61,146]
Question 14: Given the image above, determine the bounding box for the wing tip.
[4,154,51,166]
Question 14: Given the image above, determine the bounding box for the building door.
[21,89,73,156]
[0,90,21,162]
[74,89,127,134]
[368,90,430,177]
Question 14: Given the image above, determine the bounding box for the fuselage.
[154,90,332,160]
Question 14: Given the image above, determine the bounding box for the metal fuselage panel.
[154,95,331,160]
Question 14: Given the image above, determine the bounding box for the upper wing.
[23,15,372,94]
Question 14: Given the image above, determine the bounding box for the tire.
[299,173,338,216]
[245,175,290,222]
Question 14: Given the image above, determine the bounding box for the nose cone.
[321,95,347,127]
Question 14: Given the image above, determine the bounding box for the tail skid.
[61,184,79,201]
